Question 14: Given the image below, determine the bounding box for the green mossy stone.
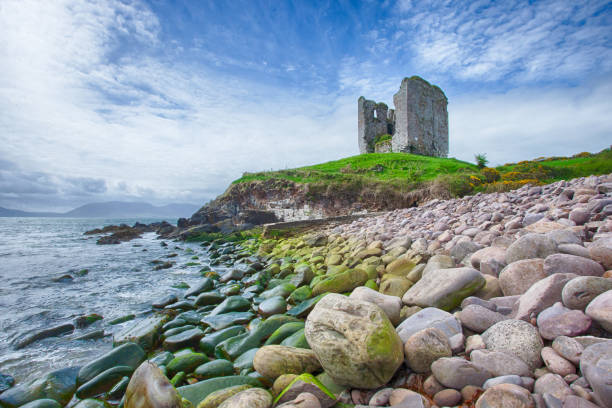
[209,296,251,316]
[18,400,62,408]
[279,329,309,349]
[199,326,246,355]
[288,286,312,304]
[170,372,186,387]
[194,360,235,379]
[311,269,368,296]
[273,373,335,406]
[194,292,224,307]
[76,366,134,399]
[201,312,254,331]
[107,376,129,400]
[260,283,296,299]
[264,322,305,346]
[0,368,79,408]
[233,348,259,373]
[167,353,208,377]
[108,314,135,325]
[196,384,253,408]
[316,372,346,396]
[163,325,196,338]
[78,343,145,385]
[364,279,378,290]
[219,284,241,296]
[257,296,287,317]
[73,399,107,408]
[178,376,261,406]
[286,294,327,318]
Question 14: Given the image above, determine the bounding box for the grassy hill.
[234,148,612,198]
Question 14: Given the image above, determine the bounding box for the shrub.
[475,153,488,169]
[481,167,501,183]
[572,152,592,158]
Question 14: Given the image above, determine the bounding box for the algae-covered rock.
[288,286,312,304]
[402,267,485,311]
[199,325,246,355]
[274,373,336,408]
[217,388,272,408]
[78,342,145,385]
[233,348,259,373]
[19,400,62,408]
[178,376,262,406]
[280,329,309,349]
[0,367,79,408]
[379,275,413,298]
[253,345,321,379]
[113,315,169,351]
[201,312,255,331]
[196,384,252,408]
[76,365,134,398]
[258,296,287,317]
[304,294,403,389]
[125,361,181,408]
[194,360,235,379]
[167,353,208,377]
[208,296,251,316]
[264,322,306,345]
[311,269,368,296]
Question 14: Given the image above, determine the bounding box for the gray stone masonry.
[358,76,448,157]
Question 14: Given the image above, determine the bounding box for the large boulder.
[585,290,612,332]
[0,367,79,408]
[304,294,403,389]
[580,341,612,407]
[543,254,604,277]
[348,286,402,325]
[124,362,181,408]
[481,320,543,371]
[498,259,546,296]
[505,233,557,264]
[562,276,612,310]
[513,273,575,321]
[402,267,485,311]
[253,346,321,380]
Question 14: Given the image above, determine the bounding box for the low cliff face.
[185,177,439,233]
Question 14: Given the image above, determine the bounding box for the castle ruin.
[358,76,448,157]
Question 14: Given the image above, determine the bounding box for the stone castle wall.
[358,76,448,157]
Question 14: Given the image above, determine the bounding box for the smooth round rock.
[475,383,535,408]
[589,237,612,269]
[470,350,531,377]
[481,320,543,371]
[585,290,612,332]
[197,385,253,408]
[349,286,402,325]
[431,357,492,389]
[541,347,576,377]
[19,400,62,408]
[253,346,321,380]
[403,328,451,373]
[543,254,604,277]
[580,341,612,408]
[458,304,507,333]
[561,277,612,310]
[258,296,287,317]
[125,361,181,408]
[304,294,403,389]
[536,302,591,340]
[433,389,462,406]
[217,388,272,408]
[533,373,574,402]
[551,336,583,365]
[505,234,557,264]
[499,259,547,296]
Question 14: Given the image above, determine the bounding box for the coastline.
[1,174,611,408]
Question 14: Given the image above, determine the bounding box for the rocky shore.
[1,174,611,408]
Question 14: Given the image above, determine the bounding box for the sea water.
[0,217,212,383]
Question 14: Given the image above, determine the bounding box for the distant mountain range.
[0,201,200,218]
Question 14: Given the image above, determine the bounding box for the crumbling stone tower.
[358,76,448,157]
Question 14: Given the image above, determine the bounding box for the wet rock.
[396,307,462,343]
[561,276,612,310]
[19,400,62,408]
[458,304,508,333]
[194,359,234,379]
[0,367,79,408]
[505,233,557,264]
[0,373,15,393]
[311,269,368,296]
[217,388,272,408]
[513,273,575,321]
[163,328,205,351]
[402,267,485,311]
[304,294,403,389]
[194,291,225,307]
[584,290,612,332]
[470,350,531,377]
[348,286,402,325]
[481,319,544,371]
[258,296,287,317]
[184,278,214,298]
[498,259,547,296]
[201,312,254,330]
[15,323,75,349]
[152,294,178,308]
[78,342,145,386]
[580,341,612,407]
[113,315,169,351]
[253,346,321,380]
[431,357,492,389]
[197,384,253,408]
[290,264,315,287]
[177,376,262,406]
[208,296,251,316]
[536,302,591,340]
[403,327,451,373]
[76,365,134,399]
[167,353,208,377]
[543,254,604,277]
[475,383,535,408]
[274,374,335,408]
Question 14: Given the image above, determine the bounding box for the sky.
[0,0,611,212]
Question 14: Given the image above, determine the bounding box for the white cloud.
[450,77,612,165]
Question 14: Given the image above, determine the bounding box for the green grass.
[233,153,478,185]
